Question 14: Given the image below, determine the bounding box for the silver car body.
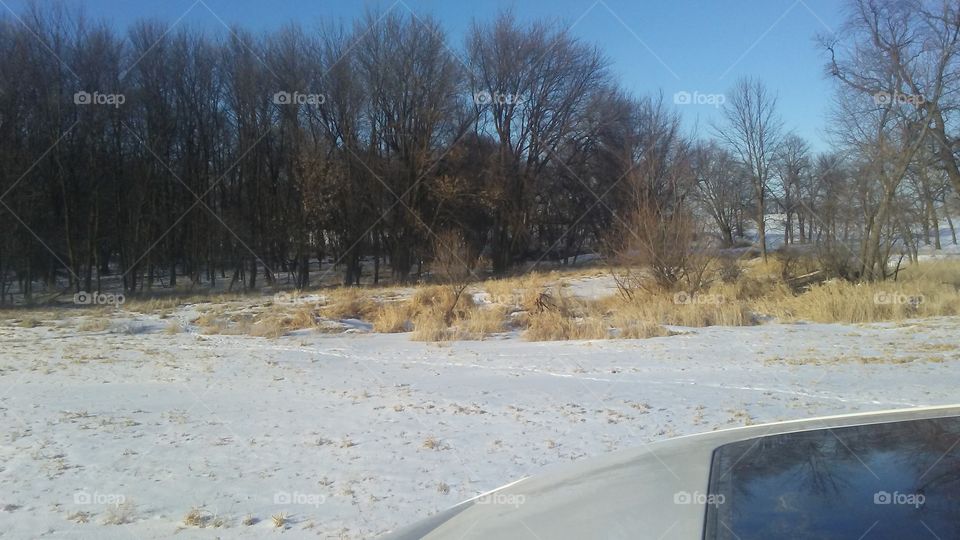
[383,404,960,539]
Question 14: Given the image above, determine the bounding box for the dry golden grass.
[122,293,229,316]
[517,257,957,338]
[410,285,459,311]
[494,273,749,340]
[900,259,960,288]
[593,260,960,327]
[248,306,324,338]
[321,288,378,320]
[422,436,443,450]
[102,501,137,525]
[122,297,181,315]
[284,306,320,329]
[17,316,42,328]
[71,259,960,343]
[460,305,507,337]
[408,286,509,341]
[197,320,228,335]
[909,342,957,352]
[67,511,90,524]
[410,308,456,341]
[766,354,928,366]
[193,307,225,331]
[183,507,208,527]
[78,317,111,332]
[195,314,231,335]
[757,279,959,323]
[520,289,606,341]
[193,301,324,337]
[723,274,793,301]
[592,290,752,328]
[373,301,414,333]
[195,311,257,336]
[248,317,287,338]
[613,318,671,339]
[483,272,549,309]
[163,321,182,334]
[745,257,787,279]
[523,310,610,341]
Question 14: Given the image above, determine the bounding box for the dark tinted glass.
[704,416,960,540]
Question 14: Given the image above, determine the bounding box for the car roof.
[382,404,960,540]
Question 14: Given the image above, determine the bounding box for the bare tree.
[822,0,936,280]
[693,141,749,248]
[773,134,811,245]
[355,11,469,282]
[827,0,960,200]
[714,77,783,261]
[467,13,609,273]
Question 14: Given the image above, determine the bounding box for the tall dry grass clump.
[372,301,414,333]
[484,273,548,308]
[408,230,509,341]
[193,302,323,338]
[409,293,506,341]
[899,259,960,288]
[524,309,610,341]
[322,288,378,320]
[408,285,459,341]
[410,310,455,341]
[761,280,958,323]
[461,305,507,336]
[744,259,960,323]
[615,319,672,339]
[597,289,752,329]
[522,288,611,341]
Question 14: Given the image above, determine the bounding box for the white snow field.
[1,309,959,538]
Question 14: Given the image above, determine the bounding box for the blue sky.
[4,0,843,151]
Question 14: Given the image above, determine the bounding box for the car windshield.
[705,416,960,540]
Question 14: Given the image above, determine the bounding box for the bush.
[610,202,714,294]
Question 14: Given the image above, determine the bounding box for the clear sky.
[3,0,844,151]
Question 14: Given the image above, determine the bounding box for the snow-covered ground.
[1,308,958,538]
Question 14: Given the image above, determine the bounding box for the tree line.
[0,0,958,302]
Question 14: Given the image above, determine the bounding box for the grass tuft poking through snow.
[101,501,137,525]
